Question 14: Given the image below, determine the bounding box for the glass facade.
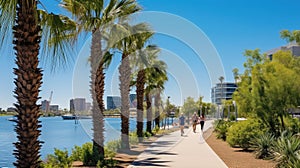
[211,82,237,105]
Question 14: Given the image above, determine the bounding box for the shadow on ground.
[131,157,172,167]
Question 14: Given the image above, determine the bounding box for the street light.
[167,96,170,129]
[233,101,238,122]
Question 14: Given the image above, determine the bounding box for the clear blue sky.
[1,0,300,110]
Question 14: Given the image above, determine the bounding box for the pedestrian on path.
[199,113,205,132]
[179,113,185,136]
[192,112,198,133]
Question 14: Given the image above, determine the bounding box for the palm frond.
[0,0,17,49]
[39,10,78,71]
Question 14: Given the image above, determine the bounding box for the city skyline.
[1,0,300,109]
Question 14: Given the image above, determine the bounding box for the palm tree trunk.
[136,69,145,140]
[13,1,43,167]
[146,93,152,134]
[120,53,131,149]
[154,91,161,128]
[90,30,105,159]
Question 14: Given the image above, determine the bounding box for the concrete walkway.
[128,120,228,168]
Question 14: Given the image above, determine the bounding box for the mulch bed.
[205,130,276,168]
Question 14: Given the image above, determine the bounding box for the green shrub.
[129,132,139,145]
[273,131,300,168]
[105,139,121,153]
[152,126,161,135]
[70,142,101,166]
[284,117,300,135]
[104,147,116,158]
[251,132,275,159]
[70,145,83,161]
[214,120,233,141]
[42,148,72,168]
[143,131,152,138]
[229,114,236,121]
[226,118,264,150]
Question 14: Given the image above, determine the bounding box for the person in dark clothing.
[179,113,185,136]
[199,113,205,132]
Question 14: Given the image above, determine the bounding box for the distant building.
[70,99,75,112]
[85,102,92,111]
[266,42,300,60]
[50,105,59,113]
[211,82,238,105]
[107,96,121,110]
[70,98,86,112]
[7,107,16,112]
[129,94,137,108]
[41,100,50,112]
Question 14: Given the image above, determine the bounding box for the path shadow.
[131,157,171,167]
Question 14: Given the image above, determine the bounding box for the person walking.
[199,113,205,132]
[179,113,185,136]
[192,112,198,133]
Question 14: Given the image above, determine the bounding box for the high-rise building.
[85,102,92,111]
[41,100,50,112]
[107,96,121,110]
[70,99,75,112]
[70,98,86,112]
[211,82,237,105]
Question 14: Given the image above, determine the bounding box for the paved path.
[128,120,228,168]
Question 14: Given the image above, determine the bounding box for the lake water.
[0,116,148,168]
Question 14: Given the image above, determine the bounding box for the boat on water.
[61,114,91,120]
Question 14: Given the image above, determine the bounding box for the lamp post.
[233,100,238,122]
[167,96,170,129]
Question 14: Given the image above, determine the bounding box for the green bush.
[273,131,300,168]
[152,126,162,135]
[214,120,233,141]
[42,148,72,168]
[229,114,236,121]
[284,117,300,135]
[129,132,139,145]
[69,145,83,161]
[105,139,121,153]
[251,132,275,159]
[143,131,152,138]
[226,118,264,150]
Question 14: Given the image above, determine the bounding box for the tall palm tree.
[61,0,140,157]
[232,68,239,84]
[219,76,224,119]
[219,76,224,101]
[0,1,76,167]
[153,61,168,128]
[131,44,159,140]
[145,60,168,133]
[109,22,151,149]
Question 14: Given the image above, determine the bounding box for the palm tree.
[219,76,224,100]
[219,76,224,118]
[109,22,151,149]
[0,1,76,167]
[145,60,168,133]
[152,61,168,128]
[131,44,160,140]
[61,0,140,157]
[232,68,239,84]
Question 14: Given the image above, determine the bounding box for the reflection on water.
[0,116,143,168]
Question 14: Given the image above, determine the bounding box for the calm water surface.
[0,116,141,168]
